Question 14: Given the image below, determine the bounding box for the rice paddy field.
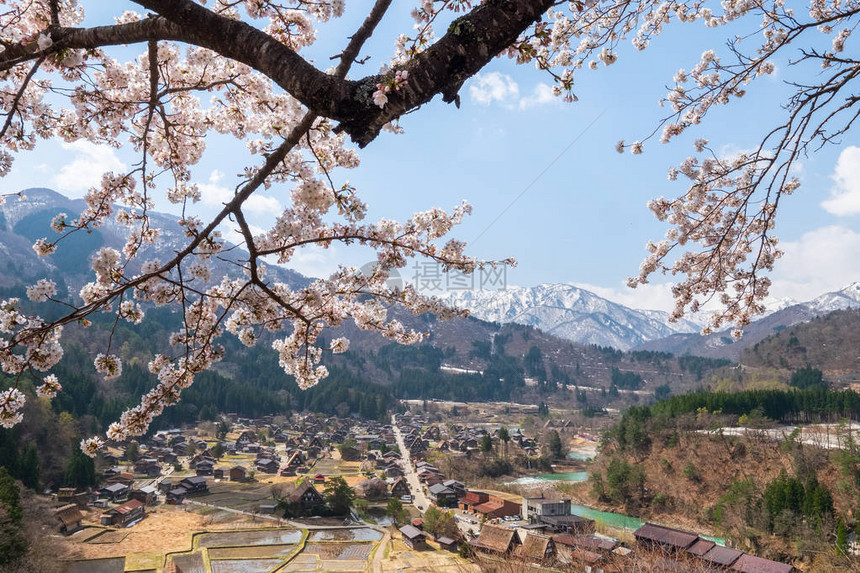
[66,521,477,573]
[197,529,303,547]
[157,526,383,572]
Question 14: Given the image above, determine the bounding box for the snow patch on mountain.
[800,282,860,314]
[443,284,701,350]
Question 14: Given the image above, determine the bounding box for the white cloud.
[575,224,860,315]
[199,169,281,215]
[769,224,860,301]
[468,73,559,110]
[51,141,126,197]
[572,281,678,312]
[221,221,266,249]
[821,146,860,215]
[246,194,282,214]
[468,72,520,107]
[519,83,557,109]
[284,244,341,279]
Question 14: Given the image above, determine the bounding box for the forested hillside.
[588,388,860,570]
[743,308,860,377]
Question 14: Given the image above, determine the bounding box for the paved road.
[391,414,430,513]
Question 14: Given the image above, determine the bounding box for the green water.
[570,504,645,530]
[569,505,725,546]
[567,451,595,460]
[510,472,588,485]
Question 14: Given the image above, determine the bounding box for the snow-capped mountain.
[443,284,701,350]
[635,282,860,359]
[800,282,860,314]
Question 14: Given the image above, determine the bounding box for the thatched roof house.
[474,524,518,555]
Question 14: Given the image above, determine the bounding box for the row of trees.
[651,388,860,424]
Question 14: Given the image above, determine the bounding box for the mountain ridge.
[443,283,702,350]
[634,282,860,360]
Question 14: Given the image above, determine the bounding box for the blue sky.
[3,2,860,312]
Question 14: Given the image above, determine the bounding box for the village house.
[522,497,572,523]
[473,493,521,520]
[284,450,306,468]
[134,458,162,477]
[441,479,466,497]
[105,472,135,487]
[385,464,404,479]
[285,481,325,509]
[101,499,146,527]
[157,450,178,464]
[516,532,555,563]
[633,523,699,553]
[428,483,458,506]
[229,466,247,481]
[255,458,279,473]
[103,466,122,480]
[130,486,158,506]
[552,534,617,555]
[99,483,130,502]
[399,524,427,549]
[195,460,214,476]
[697,543,745,569]
[538,514,595,534]
[459,490,489,512]
[408,436,427,455]
[473,524,519,555]
[731,554,795,573]
[633,523,795,573]
[436,536,459,551]
[565,547,604,572]
[389,477,411,498]
[55,504,84,534]
[166,488,187,504]
[178,476,209,495]
[552,535,612,571]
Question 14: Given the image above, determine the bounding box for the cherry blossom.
[0,0,853,455]
[36,374,61,399]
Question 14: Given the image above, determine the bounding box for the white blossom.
[0,388,25,428]
[36,374,61,399]
[95,354,123,380]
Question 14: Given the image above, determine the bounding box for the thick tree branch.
[1,0,553,146]
[131,0,555,145]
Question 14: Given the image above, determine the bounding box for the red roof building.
[473,494,520,519]
[101,499,145,527]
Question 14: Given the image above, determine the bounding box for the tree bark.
[123,0,557,146]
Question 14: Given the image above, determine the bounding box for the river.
[508,471,588,485]
[570,504,726,545]
[507,470,726,546]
